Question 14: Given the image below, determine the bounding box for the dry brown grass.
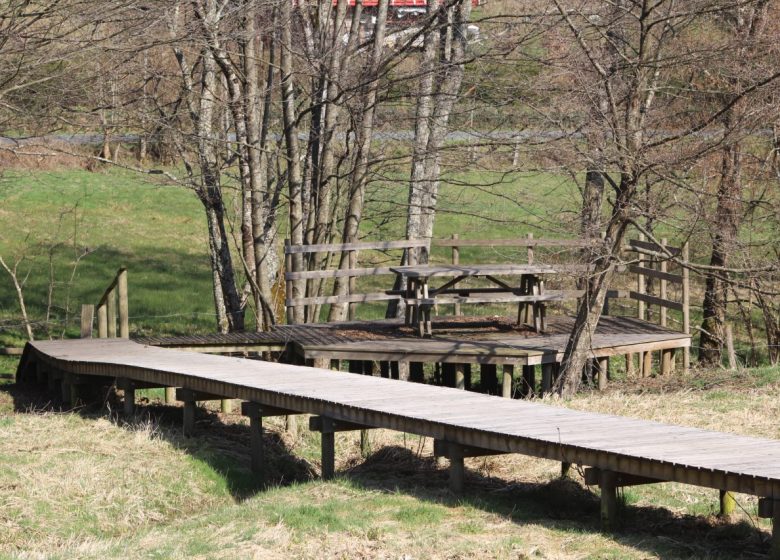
[0,368,777,559]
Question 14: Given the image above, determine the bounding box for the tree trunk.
[281,0,306,324]
[328,0,389,322]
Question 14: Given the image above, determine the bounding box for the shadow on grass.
[345,445,770,559]
[2,380,772,559]
[2,379,316,502]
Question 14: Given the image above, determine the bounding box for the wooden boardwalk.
[16,338,780,554]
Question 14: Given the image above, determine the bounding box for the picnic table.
[389,264,559,337]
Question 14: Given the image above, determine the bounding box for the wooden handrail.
[94,268,129,339]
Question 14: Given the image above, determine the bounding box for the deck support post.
[182,400,195,436]
[522,365,535,398]
[220,399,233,414]
[320,417,335,480]
[124,383,135,416]
[541,363,555,395]
[625,353,635,376]
[561,462,571,479]
[597,357,609,391]
[449,443,464,494]
[398,361,410,381]
[642,351,653,377]
[241,403,265,477]
[661,349,674,375]
[759,498,780,559]
[719,490,735,518]
[60,374,71,404]
[164,387,176,404]
[774,500,780,560]
[249,414,263,476]
[177,389,198,436]
[600,469,619,531]
[502,364,514,398]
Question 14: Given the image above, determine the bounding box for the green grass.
[0,168,214,344]
[1,166,585,342]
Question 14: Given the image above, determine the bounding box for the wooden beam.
[241,401,298,418]
[176,388,228,402]
[584,468,666,487]
[434,440,510,459]
[285,239,429,254]
[309,416,371,433]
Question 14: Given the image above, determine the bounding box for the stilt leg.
[502,364,514,398]
[321,417,335,480]
[600,469,618,531]
[449,443,464,494]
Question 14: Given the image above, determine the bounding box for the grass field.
[2,166,779,558]
[0,166,582,350]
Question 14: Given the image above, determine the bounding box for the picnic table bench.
[390,264,559,337]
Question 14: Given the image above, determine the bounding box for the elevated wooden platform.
[15,338,780,555]
[277,315,689,366]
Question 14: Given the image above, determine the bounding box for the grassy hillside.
[0,166,581,348]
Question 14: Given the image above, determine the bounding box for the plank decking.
[17,338,780,541]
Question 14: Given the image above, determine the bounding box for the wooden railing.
[81,268,129,339]
[284,239,429,323]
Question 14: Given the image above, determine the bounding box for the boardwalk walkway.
[16,338,780,555]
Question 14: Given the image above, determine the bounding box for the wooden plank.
[433,238,592,248]
[285,266,397,281]
[285,239,428,254]
[629,291,683,312]
[285,292,398,307]
[391,264,557,278]
[628,265,682,284]
[627,239,681,256]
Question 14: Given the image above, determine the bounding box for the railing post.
[660,239,668,328]
[682,242,690,374]
[284,239,295,324]
[452,234,460,316]
[637,233,646,322]
[118,268,129,338]
[107,287,117,338]
[97,304,108,338]
[348,250,357,321]
[80,304,94,339]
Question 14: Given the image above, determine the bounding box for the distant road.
[0,130,572,147]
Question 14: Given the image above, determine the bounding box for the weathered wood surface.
[390,264,557,278]
[293,316,690,365]
[18,338,780,498]
[284,239,428,254]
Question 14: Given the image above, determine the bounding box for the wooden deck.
[279,315,689,366]
[16,338,780,554]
